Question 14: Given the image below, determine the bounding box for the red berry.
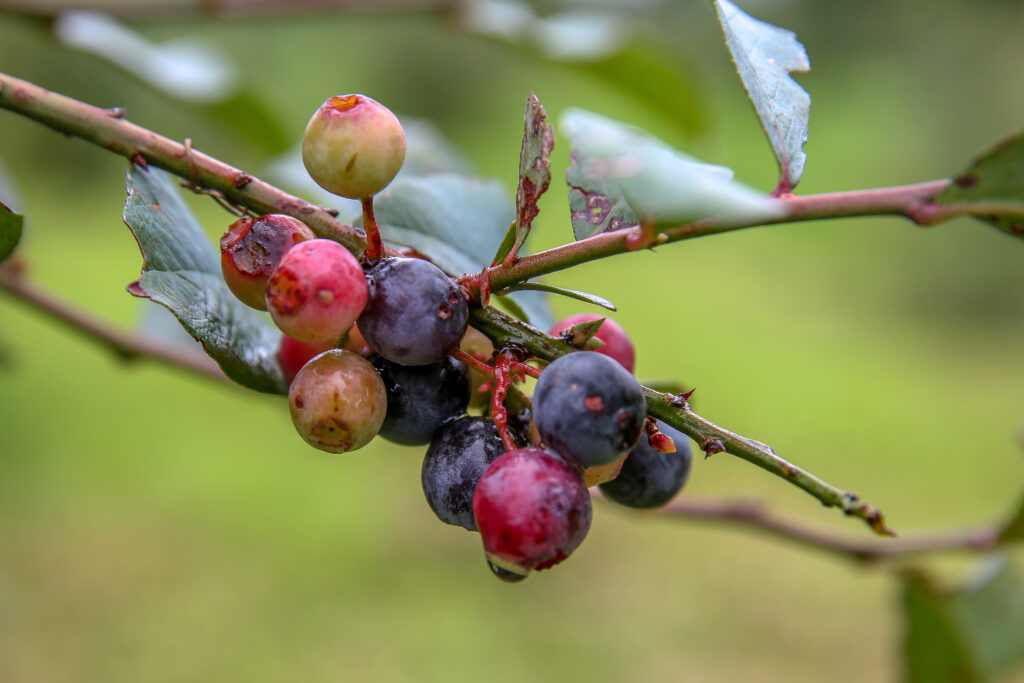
[277,334,335,385]
[266,239,368,344]
[549,313,636,373]
[473,447,592,578]
[220,214,315,310]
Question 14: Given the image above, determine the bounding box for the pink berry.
[220,214,315,310]
[288,349,386,453]
[549,313,636,373]
[266,239,368,344]
[473,447,592,578]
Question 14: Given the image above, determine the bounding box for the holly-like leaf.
[902,560,1024,682]
[0,201,23,263]
[370,174,555,327]
[508,93,554,264]
[938,132,1024,240]
[563,109,780,236]
[122,163,286,394]
[713,0,810,193]
[500,282,615,312]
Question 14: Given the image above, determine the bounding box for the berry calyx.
[473,447,592,577]
[266,238,368,344]
[600,420,693,509]
[301,94,407,200]
[220,214,315,310]
[358,257,469,366]
[549,313,636,373]
[533,351,647,468]
[288,349,387,453]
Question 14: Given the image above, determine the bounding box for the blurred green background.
[2,1,1024,681]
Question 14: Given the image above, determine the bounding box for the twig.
[644,495,999,564]
[469,306,893,535]
[0,71,365,253]
[0,267,230,385]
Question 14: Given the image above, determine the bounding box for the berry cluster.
[218,94,693,582]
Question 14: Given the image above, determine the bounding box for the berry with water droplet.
[473,447,591,577]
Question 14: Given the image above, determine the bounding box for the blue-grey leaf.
[563,108,780,232]
[122,163,286,394]
[714,0,810,192]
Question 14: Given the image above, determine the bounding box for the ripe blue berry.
[600,421,692,509]
[374,356,470,445]
[358,257,469,366]
[533,351,646,468]
[473,447,592,577]
[422,416,509,531]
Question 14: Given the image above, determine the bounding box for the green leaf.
[713,0,811,193]
[370,174,555,326]
[0,201,23,263]
[122,163,286,394]
[902,560,1024,682]
[562,109,780,235]
[509,92,554,263]
[501,282,616,312]
[938,132,1024,240]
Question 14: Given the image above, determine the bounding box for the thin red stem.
[490,352,517,452]
[452,348,495,378]
[360,197,383,264]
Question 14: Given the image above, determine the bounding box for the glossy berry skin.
[358,257,468,366]
[549,313,635,374]
[473,447,592,577]
[533,351,646,468]
[288,349,386,453]
[266,239,368,344]
[302,94,406,200]
[277,334,335,385]
[374,356,470,445]
[422,417,507,531]
[220,214,315,310]
[600,421,693,508]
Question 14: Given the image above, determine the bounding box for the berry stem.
[452,348,496,378]
[490,351,518,452]
[360,196,384,264]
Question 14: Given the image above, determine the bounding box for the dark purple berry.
[374,356,470,445]
[358,257,469,366]
[422,417,508,531]
[473,447,592,576]
[533,351,646,468]
[600,421,692,509]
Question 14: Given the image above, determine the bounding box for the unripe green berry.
[289,349,387,453]
[302,94,407,200]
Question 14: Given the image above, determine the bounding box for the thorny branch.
[3,69,1011,536]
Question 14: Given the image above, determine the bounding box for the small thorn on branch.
[701,436,726,459]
